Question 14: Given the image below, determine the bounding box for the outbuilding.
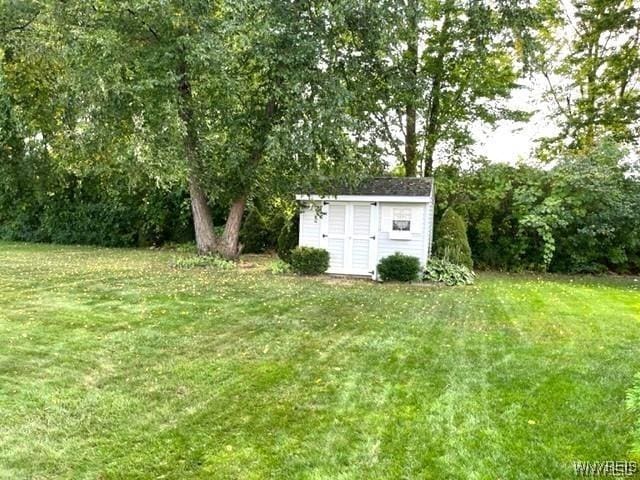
[295,177,435,279]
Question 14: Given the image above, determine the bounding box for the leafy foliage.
[435,141,640,273]
[423,258,475,286]
[0,163,193,247]
[239,198,293,254]
[239,209,276,254]
[434,208,473,269]
[0,0,383,258]
[276,216,299,264]
[377,252,421,282]
[289,246,330,275]
[343,0,554,175]
[539,0,640,151]
[269,259,292,275]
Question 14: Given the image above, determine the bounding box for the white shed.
[295,177,435,279]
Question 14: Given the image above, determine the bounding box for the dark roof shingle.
[340,177,433,197]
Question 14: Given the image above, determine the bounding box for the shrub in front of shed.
[377,252,421,282]
[290,247,330,275]
[423,258,475,286]
[434,208,473,269]
[270,259,292,275]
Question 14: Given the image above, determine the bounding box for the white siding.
[299,203,322,248]
[376,202,429,268]
[425,201,435,260]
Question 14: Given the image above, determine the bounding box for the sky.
[471,0,577,165]
[472,75,560,165]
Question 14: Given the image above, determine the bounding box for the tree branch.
[542,68,571,119]
[125,8,160,41]
[373,111,404,163]
[1,11,39,35]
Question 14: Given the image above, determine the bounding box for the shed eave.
[295,194,432,203]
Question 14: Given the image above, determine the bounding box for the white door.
[326,203,347,271]
[349,204,373,275]
[323,202,375,275]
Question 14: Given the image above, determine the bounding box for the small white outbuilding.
[295,177,435,279]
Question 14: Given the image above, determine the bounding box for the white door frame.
[368,202,379,279]
[321,201,378,278]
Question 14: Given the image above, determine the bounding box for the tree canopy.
[1,0,640,270]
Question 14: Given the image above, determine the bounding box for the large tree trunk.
[213,98,277,259]
[403,0,419,177]
[422,2,452,177]
[188,175,217,255]
[177,57,216,254]
[582,42,598,149]
[216,196,246,259]
[405,103,418,177]
[423,78,441,177]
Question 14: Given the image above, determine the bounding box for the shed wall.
[299,202,322,248]
[376,202,429,267]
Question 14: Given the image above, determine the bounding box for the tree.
[541,0,640,151]
[340,0,553,176]
[2,1,377,258]
[548,141,640,272]
[434,207,473,268]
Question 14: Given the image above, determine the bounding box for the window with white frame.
[392,208,411,232]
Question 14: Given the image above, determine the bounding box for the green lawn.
[1,242,639,479]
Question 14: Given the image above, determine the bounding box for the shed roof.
[340,177,434,197]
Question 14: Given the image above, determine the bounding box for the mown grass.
[1,241,639,479]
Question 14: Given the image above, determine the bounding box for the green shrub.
[377,252,421,282]
[171,255,236,270]
[240,209,273,254]
[289,246,329,275]
[0,165,195,248]
[627,373,640,455]
[277,216,299,264]
[434,208,473,268]
[269,259,292,275]
[423,258,475,286]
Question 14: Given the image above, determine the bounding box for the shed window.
[392,208,411,232]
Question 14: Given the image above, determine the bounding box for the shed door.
[326,203,347,271]
[323,202,375,275]
[349,204,372,275]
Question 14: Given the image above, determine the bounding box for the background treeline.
[437,142,640,273]
[3,138,639,274]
